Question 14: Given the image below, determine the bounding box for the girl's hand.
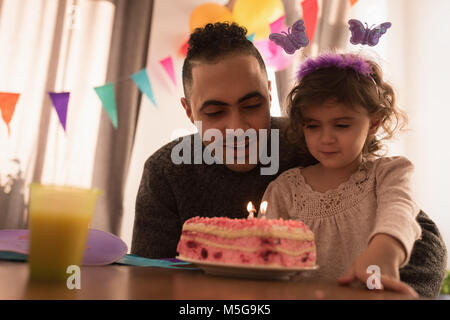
[337,234,419,298]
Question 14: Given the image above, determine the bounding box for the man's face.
[181,54,272,172]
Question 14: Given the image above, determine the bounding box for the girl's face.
[301,99,379,169]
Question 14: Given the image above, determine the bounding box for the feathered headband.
[297,53,373,81]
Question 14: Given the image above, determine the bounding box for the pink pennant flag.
[270,15,285,34]
[159,56,176,86]
[268,15,286,55]
[0,92,20,136]
[302,0,319,44]
[48,92,70,131]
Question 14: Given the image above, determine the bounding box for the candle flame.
[260,201,268,214]
[247,201,256,219]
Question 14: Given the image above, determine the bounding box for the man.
[131,23,447,298]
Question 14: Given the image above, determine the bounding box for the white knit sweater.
[262,156,422,280]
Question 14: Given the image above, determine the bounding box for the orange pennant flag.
[0,92,20,136]
[350,0,358,6]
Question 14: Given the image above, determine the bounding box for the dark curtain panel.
[91,0,154,235]
[276,0,350,114]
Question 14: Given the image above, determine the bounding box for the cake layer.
[177,237,316,267]
[177,216,317,268]
[183,217,314,241]
[180,231,313,255]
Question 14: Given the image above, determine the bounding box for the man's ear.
[268,80,272,107]
[181,97,194,124]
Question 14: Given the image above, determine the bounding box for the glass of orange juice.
[28,183,101,282]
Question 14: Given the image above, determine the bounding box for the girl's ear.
[369,114,382,135]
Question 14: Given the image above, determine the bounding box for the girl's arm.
[369,156,422,267]
[338,156,422,297]
[338,233,419,297]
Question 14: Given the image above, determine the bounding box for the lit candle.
[260,201,268,219]
[247,201,256,219]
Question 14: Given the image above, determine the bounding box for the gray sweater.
[131,117,447,298]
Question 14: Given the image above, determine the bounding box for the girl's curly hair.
[285,53,407,161]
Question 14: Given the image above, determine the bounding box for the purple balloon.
[0,229,127,265]
[348,19,392,46]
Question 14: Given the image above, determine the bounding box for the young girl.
[261,52,421,295]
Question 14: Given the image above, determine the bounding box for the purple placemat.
[0,229,128,266]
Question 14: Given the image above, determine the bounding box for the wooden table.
[0,261,415,300]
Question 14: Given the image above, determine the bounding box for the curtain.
[0,0,63,229]
[91,0,154,235]
[0,0,147,234]
[276,0,351,114]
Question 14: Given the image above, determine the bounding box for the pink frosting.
[184,216,312,232]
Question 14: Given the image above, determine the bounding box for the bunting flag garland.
[159,56,177,86]
[301,0,319,44]
[131,69,157,108]
[0,92,20,136]
[2,0,362,139]
[48,92,70,131]
[94,83,118,130]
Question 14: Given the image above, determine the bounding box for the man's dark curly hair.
[182,22,267,99]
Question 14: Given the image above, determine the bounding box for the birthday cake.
[176,216,316,268]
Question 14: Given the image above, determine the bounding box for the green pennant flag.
[94,83,118,129]
[131,69,157,108]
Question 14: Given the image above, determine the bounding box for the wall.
[351,0,450,268]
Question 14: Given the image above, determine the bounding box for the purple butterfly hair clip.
[297,53,373,81]
[348,19,392,46]
[269,19,309,54]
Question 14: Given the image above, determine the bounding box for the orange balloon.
[189,3,233,31]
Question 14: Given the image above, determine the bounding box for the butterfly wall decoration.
[348,19,392,46]
[269,19,309,54]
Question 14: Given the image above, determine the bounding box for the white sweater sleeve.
[369,156,422,267]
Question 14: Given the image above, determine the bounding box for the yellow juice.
[28,183,101,282]
[29,211,92,281]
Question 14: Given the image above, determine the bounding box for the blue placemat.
[0,251,198,270]
[114,254,199,270]
[0,251,27,261]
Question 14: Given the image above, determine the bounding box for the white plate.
[177,256,319,280]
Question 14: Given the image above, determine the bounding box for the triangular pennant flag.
[159,56,176,86]
[247,33,255,42]
[179,38,189,57]
[269,15,285,34]
[350,0,358,6]
[48,92,70,131]
[302,0,319,44]
[0,92,20,136]
[94,83,118,129]
[268,15,286,55]
[131,69,157,108]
